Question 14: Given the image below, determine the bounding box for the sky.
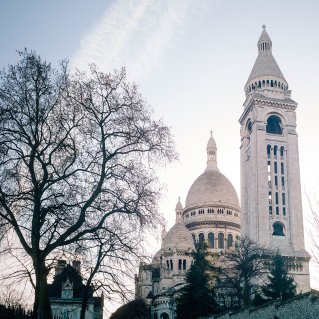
[1,0,319,311]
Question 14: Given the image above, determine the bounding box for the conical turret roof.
[246,26,286,85]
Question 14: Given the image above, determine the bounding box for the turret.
[175,197,183,223]
[206,131,219,171]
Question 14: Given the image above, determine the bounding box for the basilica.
[135,26,311,319]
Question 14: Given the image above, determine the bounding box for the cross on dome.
[262,24,266,30]
[210,130,213,137]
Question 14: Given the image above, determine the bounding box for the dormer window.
[61,277,73,299]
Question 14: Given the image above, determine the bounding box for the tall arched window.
[170,260,173,270]
[273,222,285,236]
[192,234,196,244]
[274,145,278,156]
[208,233,214,248]
[267,144,271,156]
[280,146,284,157]
[227,234,233,249]
[199,233,204,244]
[235,236,240,249]
[183,259,186,270]
[166,260,169,268]
[218,233,224,249]
[266,115,282,135]
[178,259,182,270]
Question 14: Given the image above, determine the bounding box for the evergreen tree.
[262,251,297,302]
[175,243,219,319]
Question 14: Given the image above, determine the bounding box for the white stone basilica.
[135,26,311,319]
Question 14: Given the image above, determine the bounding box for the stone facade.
[239,26,310,293]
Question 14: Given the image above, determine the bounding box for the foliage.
[219,236,269,308]
[175,242,219,319]
[261,251,297,302]
[0,50,177,318]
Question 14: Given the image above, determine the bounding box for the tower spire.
[206,132,219,171]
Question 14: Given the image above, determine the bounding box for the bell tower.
[239,26,310,292]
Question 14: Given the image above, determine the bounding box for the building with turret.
[135,26,311,319]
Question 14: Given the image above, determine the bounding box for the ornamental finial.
[210,130,213,137]
[262,25,266,30]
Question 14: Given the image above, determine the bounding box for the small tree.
[262,251,296,302]
[175,243,219,319]
[219,236,269,308]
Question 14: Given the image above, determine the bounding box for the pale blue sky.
[1,0,319,294]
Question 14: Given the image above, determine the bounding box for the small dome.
[152,248,163,264]
[175,197,183,210]
[185,169,240,210]
[163,223,195,251]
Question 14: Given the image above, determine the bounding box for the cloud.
[70,0,204,80]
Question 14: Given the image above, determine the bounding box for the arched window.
[271,80,273,87]
[280,146,284,157]
[183,259,186,270]
[208,233,214,248]
[267,144,271,157]
[160,313,169,319]
[192,234,196,244]
[266,115,282,135]
[227,234,233,249]
[247,120,252,134]
[235,236,240,249]
[170,260,173,270]
[218,233,224,249]
[273,222,285,236]
[166,260,169,269]
[199,233,204,244]
[274,145,277,156]
[154,314,158,319]
[178,259,182,270]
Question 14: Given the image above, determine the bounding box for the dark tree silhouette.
[262,251,297,302]
[0,50,177,318]
[175,243,219,319]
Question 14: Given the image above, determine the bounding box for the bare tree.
[218,236,270,308]
[0,50,177,318]
[0,284,29,309]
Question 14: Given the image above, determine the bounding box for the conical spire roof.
[258,25,272,44]
[246,26,286,85]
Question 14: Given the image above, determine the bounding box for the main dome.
[184,133,240,211]
[185,169,240,210]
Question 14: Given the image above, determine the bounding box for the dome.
[185,168,240,210]
[163,222,195,252]
[175,197,183,211]
[207,136,216,149]
[184,133,239,211]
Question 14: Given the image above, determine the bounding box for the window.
[208,233,214,248]
[192,234,196,244]
[283,207,286,216]
[274,146,277,156]
[198,209,204,214]
[282,193,286,206]
[281,163,284,174]
[199,233,204,244]
[274,162,277,174]
[281,177,285,187]
[160,313,169,319]
[227,234,233,249]
[170,260,173,270]
[276,207,279,215]
[227,210,232,215]
[218,209,224,214]
[218,233,224,249]
[166,260,169,268]
[267,145,271,158]
[280,146,284,157]
[179,259,182,270]
[275,176,278,186]
[273,222,285,236]
[235,236,240,249]
[269,206,273,214]
[275,193,278,205]
[269,192,272,204]
[63,311,68,319]
[183,259,186,270]
[268,161,271,173]
[208,208,214,214]
[266,115,282,135]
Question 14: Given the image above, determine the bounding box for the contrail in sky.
[70,0,206,80]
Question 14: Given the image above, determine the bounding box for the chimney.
[72,260,81,274]
[55,260,67,276]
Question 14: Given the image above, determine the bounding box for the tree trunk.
[33,260,51,319]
